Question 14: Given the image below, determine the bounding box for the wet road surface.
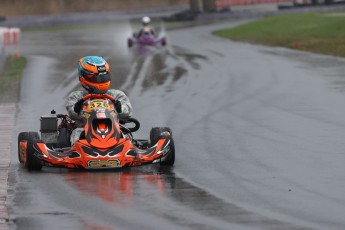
[6,18,345,230]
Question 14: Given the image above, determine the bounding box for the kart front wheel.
[150,127,175,166]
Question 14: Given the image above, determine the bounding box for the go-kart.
[18,94,175,171]
[127,31,166,48]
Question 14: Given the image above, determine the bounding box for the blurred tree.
[0,0,189,16]
[189,0,217,12]
[190,0,201,12]
[202,0,217,12]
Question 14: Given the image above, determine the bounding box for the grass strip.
[213,11,345,57]
[0,54,27,102]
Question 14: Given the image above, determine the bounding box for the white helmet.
[142,16,151,25]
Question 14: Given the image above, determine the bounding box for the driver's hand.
[114,100,122,113]
[73,99,84,114]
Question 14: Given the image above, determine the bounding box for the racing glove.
[73,99,84,114]
[113,100,122,113]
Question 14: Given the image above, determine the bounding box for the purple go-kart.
[128,32,166,48]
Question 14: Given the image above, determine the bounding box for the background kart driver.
[136,16,156,38]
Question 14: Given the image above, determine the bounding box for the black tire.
[26,139,43,171]
[17,132,42,171]
[18,132,40,163]
[150,127,175,166]
[57,128,71,147]
[161,38,167,46]
[160,138,175,166]
[128,38,133,48]
[150,127,172,145]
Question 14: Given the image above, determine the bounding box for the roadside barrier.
[216,0,293,8]
[0,27,21,45]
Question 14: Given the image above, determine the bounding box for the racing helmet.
[142,16,151,25]
[78,56,111,94]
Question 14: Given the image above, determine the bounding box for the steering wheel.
[120,117,140,133]
[82,93,115,101]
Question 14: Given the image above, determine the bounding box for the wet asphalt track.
[6,17,345,230]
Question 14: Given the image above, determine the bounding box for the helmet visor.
[82,72,111,83]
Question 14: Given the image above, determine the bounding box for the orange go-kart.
[18,94,175,171]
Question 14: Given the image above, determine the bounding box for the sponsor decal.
[157,140,171,155]
[33,144,46,159]
[110,111,117,118]
[162,146,170,154]
[97,112,106,119]
[88,159,121,168]
[161,131,171,136]
[83,113,91,119]
[88,100,109,110]
[157,146,170,155]
[97,65,106,72]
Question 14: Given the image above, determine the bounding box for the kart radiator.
[40,114,58,144]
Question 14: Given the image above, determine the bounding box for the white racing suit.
[66,88,133,144]
[137,26,156,37]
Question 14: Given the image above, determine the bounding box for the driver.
[137,16,156,37]
[66,55,133,144]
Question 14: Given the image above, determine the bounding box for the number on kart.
[87,100,109,110]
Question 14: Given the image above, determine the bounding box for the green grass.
[0,54,27,102]
[213,11,345,57]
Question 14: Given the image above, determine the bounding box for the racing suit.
[66,88,133,144]
[137,26,156,37]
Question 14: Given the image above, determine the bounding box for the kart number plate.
[88,100,109,110]
[88,160,121,168]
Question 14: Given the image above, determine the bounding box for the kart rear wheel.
[150,127,172,145]
[26,139,43,171]
[160,138,175,166]
[161,38,167,46]
[17,132,42,171]
[18,132,40,164]
[150,127,175,166]
[128,38,133,48]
